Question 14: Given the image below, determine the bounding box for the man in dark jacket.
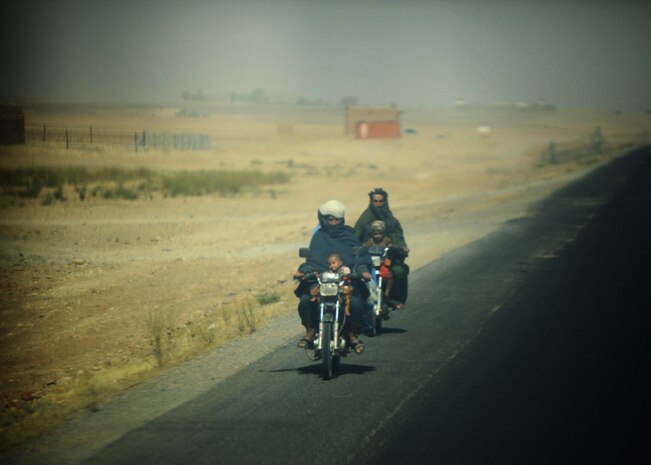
[294,200,372,353]
[354,188,409,307]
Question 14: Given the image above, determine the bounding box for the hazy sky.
[3,0,651,110]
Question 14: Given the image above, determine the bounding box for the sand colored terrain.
[1,104,649,446]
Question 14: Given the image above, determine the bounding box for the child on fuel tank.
[362,221,394,303]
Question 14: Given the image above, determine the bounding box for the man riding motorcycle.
[294,200,372,354]
[354,188,409,308]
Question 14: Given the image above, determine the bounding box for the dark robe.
[299,210,372,274]
[353,197,408,248]
[295,210,371,298]
[354,194,409,303]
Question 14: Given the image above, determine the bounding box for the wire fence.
[25,125,212,152]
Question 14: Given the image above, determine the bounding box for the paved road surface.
[372,146,651,464]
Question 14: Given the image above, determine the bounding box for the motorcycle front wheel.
[367,306,377,337]
[333,352,341,373]
[374,314,383,335]
[321,321,333,380]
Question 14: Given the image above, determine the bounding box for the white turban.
[319,199,346,218]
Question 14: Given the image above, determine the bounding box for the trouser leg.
[389,264,409,303]
[297,293,317,328]
[347,294,365,329]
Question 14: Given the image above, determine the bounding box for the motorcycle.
[296,247,356,380]
[364,245,406,336]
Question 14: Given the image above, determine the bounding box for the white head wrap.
[319,199,346,219]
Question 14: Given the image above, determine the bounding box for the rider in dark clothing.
[294,200,372,353]
[354,188,410,306]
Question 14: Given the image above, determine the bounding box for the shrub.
[21,179,44,198]
[256,293,280,306]
[114,184,138,200]
[78,185,87,201]
[162,170,289,197]
[53,185,67,202]
[144,308,178,367]
[236,300,258,334]
[0,167,289,201]
[41,193,54,206]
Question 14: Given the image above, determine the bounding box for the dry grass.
[0,290,289,450]
[0,361,152,450]
[0,165,289,204]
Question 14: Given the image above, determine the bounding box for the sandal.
[297,337,314,349]
[297,327,316,349]
[350,340,365,354]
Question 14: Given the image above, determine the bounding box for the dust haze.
[2,0,651,111]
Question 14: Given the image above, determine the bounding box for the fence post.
[66,128,69,149]
[591,127,604,154]
[42,124,46,142]
[143,130,146,152]
[90,126,93,144]
[135,132,138,153]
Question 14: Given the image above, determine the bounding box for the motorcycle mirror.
[299,247,311,258]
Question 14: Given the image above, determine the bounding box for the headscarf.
[354,188,407,248]
[300,200,371,273]
[367,188,399,228]
[318,199,345,219]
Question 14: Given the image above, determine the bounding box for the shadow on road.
[260,363,377,377]
[370,327,407,335]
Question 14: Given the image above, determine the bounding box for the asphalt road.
[371,147,651,465]
[6,146,651,465]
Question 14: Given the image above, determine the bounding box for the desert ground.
[1,103,649,447]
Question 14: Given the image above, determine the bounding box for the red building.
[345,107,402,139]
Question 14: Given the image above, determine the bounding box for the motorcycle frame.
[374,273,383,316]
[370,246,390,316]
[317,294,341,352]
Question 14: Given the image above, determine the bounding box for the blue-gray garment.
[299,211,372,275]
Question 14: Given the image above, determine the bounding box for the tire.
[333,352,341,373]
[372,283,383,337]
[375,315,383,335]
[321,322,333,380]
[367,305,377,337]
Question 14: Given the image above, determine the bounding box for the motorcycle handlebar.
[366,245,408,259]
[294,271,318,282]
[294,270,368,283]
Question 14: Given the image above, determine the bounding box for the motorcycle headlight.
[371,256,381,267]
[320,282,339,296]
[321,271,339,281]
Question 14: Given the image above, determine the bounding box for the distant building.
[0,105,25,145]
[345,106,402,139]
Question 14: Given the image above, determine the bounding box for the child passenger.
[362,220,394,304]
[327,253,351,277]
[362,220,393,248]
